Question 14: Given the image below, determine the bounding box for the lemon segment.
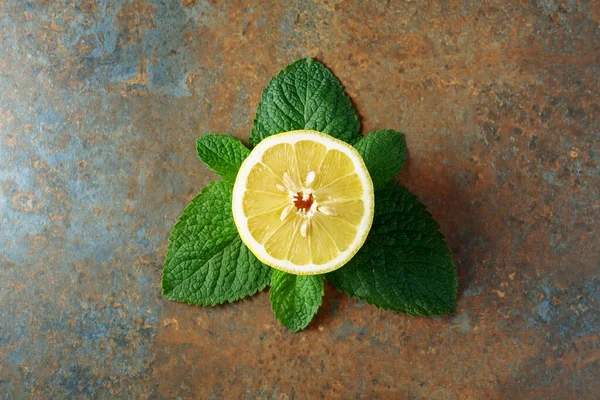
[232,130,374,275]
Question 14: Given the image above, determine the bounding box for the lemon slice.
[232,130,374,275]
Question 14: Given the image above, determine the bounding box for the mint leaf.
[327,182,457,315]
[270,271,324,332]
[355,130,406,190]
[196,134,250,182]
[250,57,361,147]
[162,180,271,306]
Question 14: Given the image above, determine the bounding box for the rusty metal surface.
[1,0,599,398]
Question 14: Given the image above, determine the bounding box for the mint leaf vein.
[163,181,271,306]
[326,182,457,316]
[250,58,361,147]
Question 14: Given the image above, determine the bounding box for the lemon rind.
[232,130,374,276]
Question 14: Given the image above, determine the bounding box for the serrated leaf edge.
[162,181,272,307]
[327,183,458,316]
[196,134,250,182]
[250,57,361,148]
[354,129,408,190]
[270,274,325,333]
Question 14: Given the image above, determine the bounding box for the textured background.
[1,0,599,398]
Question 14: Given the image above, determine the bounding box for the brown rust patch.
[12,192,39,214]
[77,0,98,14]
[115,0,156,45]
[182,0,198,8]
[1,0,599,398]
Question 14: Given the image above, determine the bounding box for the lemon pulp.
[232,130,374,275]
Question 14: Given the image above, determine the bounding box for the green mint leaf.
[355,130,407,190]
[162,180,271,305]
[327,182,457,315]
[196,134,250,182]
[250,57,361,147]
[270,270,324,332]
